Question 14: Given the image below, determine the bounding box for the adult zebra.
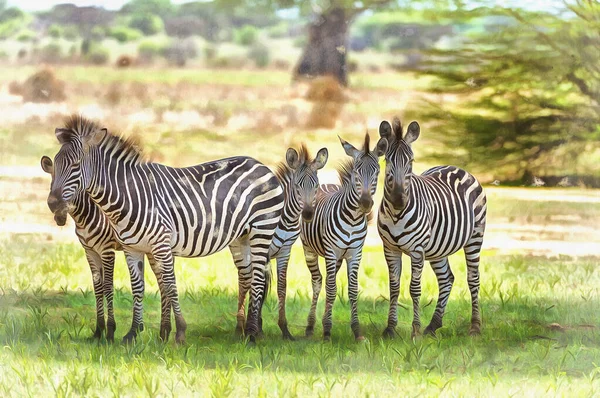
[377,117,487,338]
[41,155,146,342]
[46,115,284,344]
[300,133,387,341]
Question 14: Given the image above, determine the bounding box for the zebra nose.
[359,194,373,212]
[47,192,62,213]
[302,207,314,223]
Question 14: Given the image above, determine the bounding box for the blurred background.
[0,0,598,252]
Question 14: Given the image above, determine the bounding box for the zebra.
[41,155,149,342]
[300,133,388,341]
[45,115,284,344]
[377,117,487,338]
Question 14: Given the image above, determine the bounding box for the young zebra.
[232,145,328,340]
[300,133,387,341]
[377,117,487,338]
[46,115,284,344]
[41,155,147,342]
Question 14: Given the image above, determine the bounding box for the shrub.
[63,26,79,40]
[234,25,258,46]
[163,39,197,67]
[38,43,63,63]
[108,26,142,43]
[17,48,27,59]
[86,45,110,65]
[47,24,62,38]
[16,29,36,42]
[267,22,288,38]
[248,42,270,68]
[138,40,165,63]
[19,68,66,103]
[129,13,164,35]
[116,54,134,68]
[90,26,106,40]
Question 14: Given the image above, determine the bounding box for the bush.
[248,42,270,68]
[163,39,197,67]
[129,13,164,35]
[18,68,66,103]
[267,22,288,38]
[47,24,62,38]
[234,25,258,46]
[138,40,165,63]
[38,43,63,63]
[116,54,134,68]
[90,26,106,40]
[16,29,36,42]
[86,45,110,65]
[63,26,79,40]
[108,26,142,43]
[17,48,27,59]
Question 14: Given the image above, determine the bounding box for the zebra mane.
[392,117,404,142]
[62,114,146,163]
[275,143,313,182]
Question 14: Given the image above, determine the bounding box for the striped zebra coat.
[46,115,284,344]
[41,155,146,342]
[377,117,487,338]
[300,133,387,340]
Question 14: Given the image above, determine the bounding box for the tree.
[413,1,600,184]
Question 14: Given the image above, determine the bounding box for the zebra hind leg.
[423,257,454,336]
[102,251,117,342]
[244,229,272,344]
[230,241,251,336]
[321,255,340,341]
[382,247,402,339]
[276,249,295,340]
[347,253,364,341]
[465,230,484,336]
[303,246,321,337]
[409,251,425,338]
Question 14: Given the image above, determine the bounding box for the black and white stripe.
[46,115,284,344]
[377,117,487,338]
[300,133,387,341]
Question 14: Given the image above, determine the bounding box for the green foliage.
[234,24,258,46]
[415,1,600,181]
[129,13,164,35]
[137,40,166,63]
[107,26,143,43]
[121,0,173,17]
[266,21,289,38]
[163,39,198,66]
[47,24,62,39]
[248,41,270,68]
[62,25,79,40]
[90,26,105,40]
[16,29,36,42]
[85,44,110,65]
[38,43,63,63]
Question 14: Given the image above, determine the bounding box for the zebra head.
[378,117,420,211]
[339,133,388,214]
[284,145,328,222]
[45,118,107,226]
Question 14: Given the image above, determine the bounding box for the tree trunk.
[293,7,349,86]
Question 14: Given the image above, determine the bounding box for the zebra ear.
[374,138,388,157]
[404,121,420,145]
[55,128,72,144]
[82,128,107,153]
[286,148,300,170]
[311,147,328,170]
[379,121,392,140]
[40,155,53,174]
[339,136,359,159]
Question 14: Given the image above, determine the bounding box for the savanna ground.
[0,65,599,396]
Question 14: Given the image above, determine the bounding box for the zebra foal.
[45,115,284,344]
[300,133,387,341]
[377,117,487,338]
[42,156,147,342]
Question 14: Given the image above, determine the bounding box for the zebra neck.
[279,178,301,229]
[69,192,94,229]
[340,184,365,221]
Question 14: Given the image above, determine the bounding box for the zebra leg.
[465,231,484,335]
[152,245,187,344]
[303,245,321,337]
[276,245,295,340]
[382,247,402,339]
[102,250,117,342]
[84,249,105,340]
[122,250,146,344]
[322,254,341,341]
[347,252,364,341]
[244,230,271,343]
[230,242,251,336]
[409,250,425,338]
[424,257,454,336]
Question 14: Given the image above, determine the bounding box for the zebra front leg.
[84,249,105,340]
[122,250,145,344]
[424,257,454,336]
[230,242,251,336]
[322,255,340,341]
[244,233,271,343]
[347,252,364,341]
[153,245,187,344]
[382,247,402,339]
[303,245,321,337]
[409,250,425,338]
[465,232,484,335]
[276,246,294,340]
[101,251,117,342]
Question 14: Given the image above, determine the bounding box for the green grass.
[1,234,599,396]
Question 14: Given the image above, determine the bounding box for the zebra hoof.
[175,331,186,345]
[246,335,257,348]
[92,327,103,340]
[423,326,437,337]
[305,328,314,338]
[282,332,295,341]
[235,326,245,337]
[355,336,367,343]
[122,332,137,345]
[469,325,481,336]
[323,333,331,342]
[382,327,396,339]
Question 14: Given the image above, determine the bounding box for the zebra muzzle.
[359,195,374,213]
[302,207,315,222]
